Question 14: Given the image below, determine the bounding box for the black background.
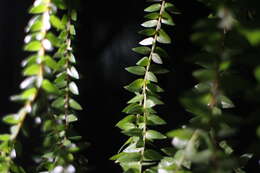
[0,0,259,172]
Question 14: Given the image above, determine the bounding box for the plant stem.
[139,1,165,172]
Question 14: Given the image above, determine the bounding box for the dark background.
[0,0,259,172]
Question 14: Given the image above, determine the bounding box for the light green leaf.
[122,104,143,114]
[147,115,166,125]
[3,115,20,125]
[116,115,136,130]
[0,134,11,141]
[137,57,149,67]
[162,11,175,26]
[45,56,58,70]
[141,20,158,28]
[69,99,82,110]
[139,37,154,46]
[132,47,151,55]
[69,82,79,95]
[124,79,145,92]
[125,66,146,75]
[21,88,37,100]
[29,4,48,14]
[50,15,65,30]
[146,130,166,140]
[128,95,144,104]
[68,66,79,79]
[151,53,163,64]
[138,29,156,36]
[117,152,142,163]
[42,79,59,94]
[51,97,65,108]
[70,25,76,35]
[144,3,161,12]
[167,128,193,140]
[67,114,78,123]
[157,29,171,44]
[146,72,158,82]
[145,13,160,20]
[24,41,41,52]
[23,64,40,76]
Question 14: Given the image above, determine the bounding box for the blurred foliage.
[0,0,259,173]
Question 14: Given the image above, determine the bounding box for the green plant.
[0,0,84,172]
[110,1,180,173]
[0,0,259,173]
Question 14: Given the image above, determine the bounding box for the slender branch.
[140,0,166,171]
[11,0,51,141]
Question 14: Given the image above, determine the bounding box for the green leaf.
[55,72,66,84]
[166,128,193,140]
[0,134,11,141]
[147,83,164,93]
[138,29,156,36]
[122,104,143,114]
[23,64,40,76]
[165,2,181,14]
[162,11,175,26]
[71,9,77,21]
[157,29,171,44]
[139,37,154,46]
[144,149,163,161]
[126,66,146,76]
[52,0,67,9]
[42,79,59,94]
[128,95,144,104]
[69,53,76,64]
[116,115,136,130]
[218,95,235,109]
[145,99,156,108]
[46,32,62,47]
[66,114,78,123]
[67,66,79,79]
[3,115,20,125]
[132,47,151,55]
[50,15,65,30]
[24,41,41,52]
[137,57,149,67]
[69,82,79,95]
[29,4,48,14]
[110,152,126,161]
[219,140,233,154]
[69,99,82,110]
[155,46,168,58]
[123,128,143,137]
[30,20,43,32]
[146,72,158,82]
[144,3,161,12]
[151,53,163,64]
[146,130,166,140]
[124,79,145,92]
[145,13,160,20]
[141,20,158,28]
[45,56,58,70]
[193,69,214,81]
[21,88,37,100]
[117,152,142,163]
[147,115,166,125]
[51,97,65,108]
[70,25,76,35]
